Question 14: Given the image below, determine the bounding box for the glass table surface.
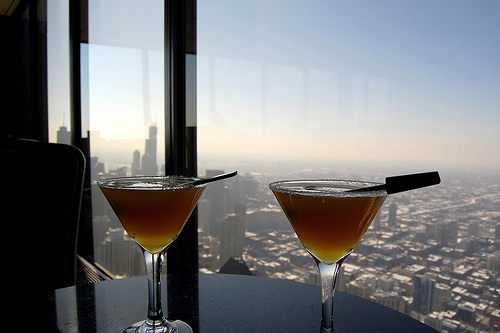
[42,274,438,332]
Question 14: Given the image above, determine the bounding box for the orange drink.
[270,179,387,332]
[100,179,205,253]
[270,175,440,332]
[272,187,386,264]
[97,174,229,333]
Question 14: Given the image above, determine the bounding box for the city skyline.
[78,119,500,331]
[88,147,500,331]
[31,1,500,331]
[55,122,500,175]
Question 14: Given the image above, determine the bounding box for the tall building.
[427,222,459,247]
[388,203,398,227]
[373,211,381,230]
[96,228,145,277]
[370,291,406,313]
[441,221,458,247]
[204,169,226,238]
[490,309,500,331]
[457,303,476,323]
[141,125,158,175]
[57,125,71,144]
[232,173,259,203]
[433,283,451,312]
[348,275,376,299]
[487,253,500,274]
[132,149,141,176]
[413,274,436,315]
[197,199,210,235]
[425,223,438,240]
[219,205,247,266]
[130,126,158,176]
[468,221,480,237]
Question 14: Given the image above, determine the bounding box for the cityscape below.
[58,125,500,333]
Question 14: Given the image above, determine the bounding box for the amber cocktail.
[98,176,206,333]
[270,180,387,332]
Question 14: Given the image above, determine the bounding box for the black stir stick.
[349,171,441,194]
[187,170,238,186]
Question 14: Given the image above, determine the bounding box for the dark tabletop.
[43,274,438,332]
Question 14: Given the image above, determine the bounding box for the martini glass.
[269,179,387,332]
[98,176,207,333]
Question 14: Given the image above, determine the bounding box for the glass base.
[320,326,332,333]
[124,319,193,333]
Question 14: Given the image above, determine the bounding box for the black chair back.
[1,138,85,293]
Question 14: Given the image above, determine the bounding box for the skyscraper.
[219,212,246,266]
[441,221,458,247]
[373,211,381,230]
[388,203,397,227]
[57,125,71,144]
[96,228,145,277]
[427,221,459,247]
[469,221,480,237]
[487,253,500,274]
[433,283,451,312]
[413,274,436,315]
[205,169,226,238]
[141,125,158,175]
[132,149,141,176]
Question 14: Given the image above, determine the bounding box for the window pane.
[47,0,71,144]
[87,0,165,277]
[196,0,500,324]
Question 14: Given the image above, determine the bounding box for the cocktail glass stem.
[125,249,174,333]
[317,261,341,332]
[144,250,167,326]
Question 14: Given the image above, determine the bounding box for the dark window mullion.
[69,0,94,261]
[165,0,198,274]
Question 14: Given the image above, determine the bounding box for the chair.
[0,138,85,294]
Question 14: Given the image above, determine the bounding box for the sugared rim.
[97,175,205,190]
[269,179,387,197]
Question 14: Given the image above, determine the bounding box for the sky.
[196,0,500,169]
[48,0,500,170]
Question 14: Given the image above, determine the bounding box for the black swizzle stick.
[350,171,441,194]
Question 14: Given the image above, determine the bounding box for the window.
[47,0,71,144]
[195,0,500,324]
[48,0,167,274]
[46,0,500,327]
[87,0,166,277]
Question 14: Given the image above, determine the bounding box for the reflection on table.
[45,274,438,332]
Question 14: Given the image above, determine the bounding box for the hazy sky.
[196,0,500,168]
[48,0,500,170]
